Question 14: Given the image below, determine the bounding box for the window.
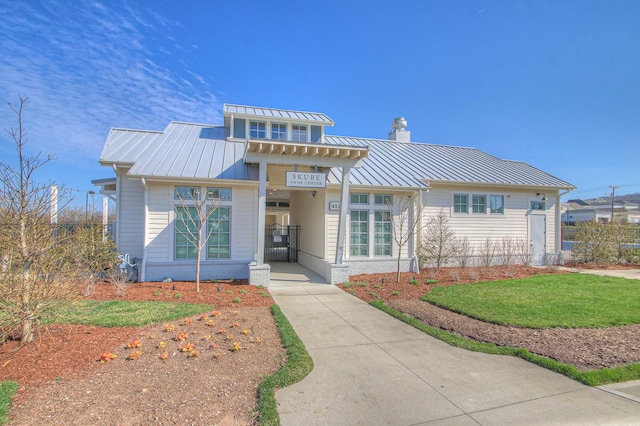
[207,207,230,259]
[175,206,199,259]
[271,123,287,140]
[350,210,369,256]
[490,195,504,214]
[207,187,232,200]
[374,194,393,205]
[350,193,369,205]
[250,121,266,139]
[175,186,200,200]
[453,194,468,214]
[531,201,546,211]
[374,211,392,256]
[472,195,486,214]
[291,124,307,142]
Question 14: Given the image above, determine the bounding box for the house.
[95,104,575,286]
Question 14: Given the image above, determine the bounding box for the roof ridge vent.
[388,117,410,142]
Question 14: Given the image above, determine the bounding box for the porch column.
[256,161,267,265]
[335,166,351,264]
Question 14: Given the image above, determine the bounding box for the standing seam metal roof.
[99,122,573,189]
[223,104,334,125]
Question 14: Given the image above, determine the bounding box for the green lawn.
[422,273,640,328]
[54,300,216,327]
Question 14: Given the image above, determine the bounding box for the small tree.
[419,208,458,273]
[172,188,224,292]
[478,237,496,272]
[382,194,424,283]
[0,96,86,343]
[455,236,474,268]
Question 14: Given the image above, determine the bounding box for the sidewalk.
[270,263,640,425]
[558,266,640,280]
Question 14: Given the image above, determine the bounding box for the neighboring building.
[95,104,575,286]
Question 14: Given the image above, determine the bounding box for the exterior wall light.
[536,192,547,201]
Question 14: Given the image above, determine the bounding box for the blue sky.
[1,0,639,207]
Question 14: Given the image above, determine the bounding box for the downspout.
[140,177,149,282]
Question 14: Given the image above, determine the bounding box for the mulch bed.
[1,280,283,426]
[340,265,640,371]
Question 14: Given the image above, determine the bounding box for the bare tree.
[514,238,533,266]
[419,208,458,274]
[382,194,424,283]
[496,237,515,268]
[455,236,474,268]
[172,188,224,292]
[0,96,86,343]
[478,237,496,272]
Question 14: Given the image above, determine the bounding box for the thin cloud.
[0,0,221,172]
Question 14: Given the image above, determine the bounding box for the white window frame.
[453,193,469,214]
[472,194,487,214]
[291,124,308,142]
[271,123,287,140]
[374,210,392,256]
[490,195,505,215]
[349,209,369,257]
[250,121,266,139]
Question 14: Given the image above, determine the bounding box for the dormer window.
[271,123,287,140]
[250,121,266,139]
[292,124,307,142]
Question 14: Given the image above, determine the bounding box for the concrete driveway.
[270,263,640,425]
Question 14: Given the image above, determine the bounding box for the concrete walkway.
[270,263,640,425]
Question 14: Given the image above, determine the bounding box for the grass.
[422,273,640,328]
[370,300,640,386]
[256,305,313,426]
[55,300,215,327]
[0,382,18,425]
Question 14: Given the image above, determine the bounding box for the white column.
[335,166,351,264]
[256,161,267,265]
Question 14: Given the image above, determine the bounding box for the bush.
[572,222,639,264]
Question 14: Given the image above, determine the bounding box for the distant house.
[95,104,575,286]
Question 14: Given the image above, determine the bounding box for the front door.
[530,214,546,265]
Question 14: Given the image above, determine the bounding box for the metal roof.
[223,104,334,125]
[100,122,574,189]
[100,122,257,181]
[324,136,574,189]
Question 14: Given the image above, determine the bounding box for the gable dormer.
[223,104,334,143]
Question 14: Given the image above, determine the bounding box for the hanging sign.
[286,171,326,188]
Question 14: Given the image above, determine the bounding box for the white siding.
[325,189,341,260]
[233,187,256,259]
[290,190,326,258]
[147,183,172,262]
[141,183,257,281]
[116,170,145,259]
[423,186,559,258]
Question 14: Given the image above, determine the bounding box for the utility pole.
[609,185,618,224]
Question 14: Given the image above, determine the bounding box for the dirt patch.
[341,266,640,371]
[2,281,285,426]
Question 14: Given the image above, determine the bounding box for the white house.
[95,104,575,286]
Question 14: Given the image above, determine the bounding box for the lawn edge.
[369,300,640,386]
[0,381,18,425]
[256,304,314,426]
